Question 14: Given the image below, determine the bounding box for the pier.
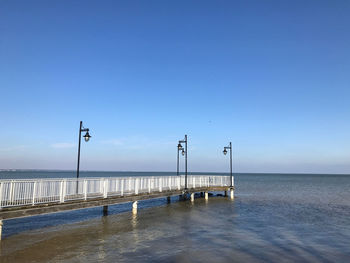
[0,175,234,240]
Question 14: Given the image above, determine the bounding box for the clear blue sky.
[0,0,349,173]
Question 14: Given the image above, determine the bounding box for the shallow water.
[0,173,349,262]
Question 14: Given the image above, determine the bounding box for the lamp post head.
[182,149,185,156]
[178,143,183,150]
[223,149,227,155]
[84,131,91,142]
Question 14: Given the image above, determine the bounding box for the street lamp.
[83,131,91,142]
[77,121,91,180]
[223,142,233,188]
[177,143,183,176]
[178,135,188,190]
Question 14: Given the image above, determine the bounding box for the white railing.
[0,175,231,208]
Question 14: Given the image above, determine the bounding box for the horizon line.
[0,169,349,176]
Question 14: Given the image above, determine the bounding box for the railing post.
[159,177,162,192]
[32,181,37,205]
[193,177,195,189]
[64,179,67,200]
[100,178,103,195]
[177,177,180,190]
[0,182,3,208]
[60,180,64,203]
[148,178,151,193]
[9,180,14,204]
[121,179,124,196]
[103,179,108,198]
[135,178,139,195]
[168,177,171,190]
[38,180,42,200]
[84,179,87,200]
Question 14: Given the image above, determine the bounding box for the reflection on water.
[0,174,350,262]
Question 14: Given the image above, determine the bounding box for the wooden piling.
[0,220,3,241]
[103,205,108,216]
[132,201,138,214]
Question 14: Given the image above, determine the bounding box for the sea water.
[0,171,349,262]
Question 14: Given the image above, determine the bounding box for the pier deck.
[0,186,229,220]
[0,175,234,239]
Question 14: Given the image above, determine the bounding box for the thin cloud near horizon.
[51,143,76,149]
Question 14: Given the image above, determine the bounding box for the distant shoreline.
[0,169,349,176]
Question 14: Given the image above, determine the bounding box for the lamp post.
[177,143,184,176]
[77,121,91,182]
[223,142,233,188]
[178,135,188,190]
